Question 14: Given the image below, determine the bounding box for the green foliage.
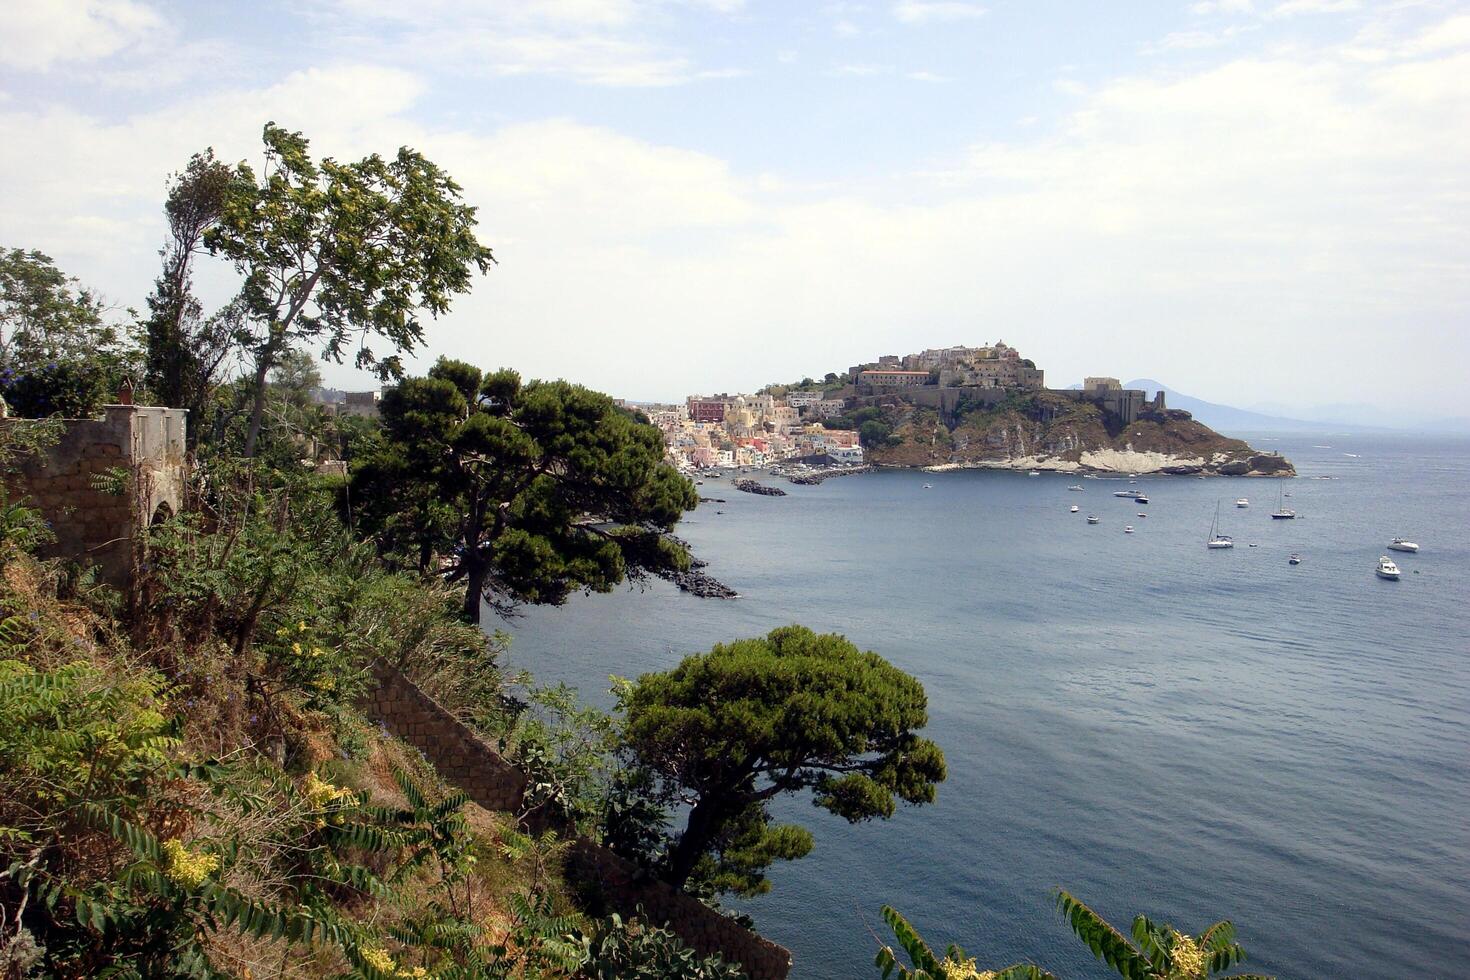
[204,122,494,456]
[0,247,138,418]
[619,626,946,896]
[874,905,1054,980]
[488,682,621,834]
[1054,891,1272,980]
[354,358,698,622]
[584,910,746,979]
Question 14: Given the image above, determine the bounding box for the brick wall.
[362,662,792,980]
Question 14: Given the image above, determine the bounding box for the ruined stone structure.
[361,662,792,979]
[3,405,187,586]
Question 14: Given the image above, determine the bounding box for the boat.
[1113,489,1143,498]
[1124,525,1134,533]
[1387,538,1419,553]
[1236,498,1249,508]
[1087,515,1100,524]
[1137,512,1147,518]
[1068,485,1085,491]
[1070,505,1079,513]
[1288,554,1302,565]
[922,483,933,489]
[1134,494,1149,504]
[1206,501,1234,549]
[1271,483,1295,520]
[1027,470,1041,477]
[1376,556,1401,580]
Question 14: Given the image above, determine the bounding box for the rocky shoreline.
[783,465,871,485]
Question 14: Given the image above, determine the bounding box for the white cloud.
[1267,0,1360,18]
[892,1,987,24]
[0,0,163,71]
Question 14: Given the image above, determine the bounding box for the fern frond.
[1055,890,1148,979]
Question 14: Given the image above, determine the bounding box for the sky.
[2,0,1468,420]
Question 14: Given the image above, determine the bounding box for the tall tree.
[0,248,137,417]
[353,358,697,622]
[618,626,946,895]
[206,123,494,457]
[142,149,248,446]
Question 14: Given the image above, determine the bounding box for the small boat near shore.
[1387,538,1419,553]
[1070,505,1079,513]
[1236,498,1249,508]
[1113,489,1144,498]
[1087,514,1101,524]
[1376,556,1401,580]
[1124,525,1134,533]
[1068,485,1085,491]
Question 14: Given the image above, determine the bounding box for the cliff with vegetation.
[841,391,1294,476]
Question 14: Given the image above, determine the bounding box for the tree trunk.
[242,347,274,458]
[664,797,722,891]
[461,559,489,624]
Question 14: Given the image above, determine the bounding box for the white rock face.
[920,448,1210,474]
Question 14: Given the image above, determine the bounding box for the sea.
[496,432,1470,980]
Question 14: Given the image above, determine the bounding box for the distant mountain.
[1121,380,1380,435]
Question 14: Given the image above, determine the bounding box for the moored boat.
[1087,514,1100,524]
[1206,501,1234,549]
[1387,538,1419,553]
[1070,504,1079,513]
[1288,554,1302,565]
[1376,556,1401,580]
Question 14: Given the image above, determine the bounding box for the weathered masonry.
[2,404,187,586]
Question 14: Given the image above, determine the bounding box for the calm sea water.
[499,433,1470,979]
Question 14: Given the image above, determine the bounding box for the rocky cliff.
[860,391,1294,476]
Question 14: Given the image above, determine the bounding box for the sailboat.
[1271,482,1296,520]
[1207,501,1234,549]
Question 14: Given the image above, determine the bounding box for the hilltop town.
[641,341,1294,477]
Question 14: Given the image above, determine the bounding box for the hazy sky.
[2,0,1467,416]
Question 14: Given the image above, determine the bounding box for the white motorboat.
[1206,501,1234,549]
[1137,512,1147,518]
[922,483,933,489]
[1376,556,1401,580]
[1387,538,1419,553]
[1124,525,1135,533]
[1070,504,1080,513]
[1113,489,1143,498]
[1068,485,1085,491]
[1288,554,1302,565]
[1027,470,1041,477]
[1134,494,1149,504]
[1087,515,1101,524]
[1236,498,1249,508]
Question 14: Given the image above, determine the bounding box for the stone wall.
[565,840,793,980]
[2,405,187,586]
[363,661,527,813]
[361,662,792,980]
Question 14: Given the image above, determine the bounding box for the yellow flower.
[399,968,429,979]
[1168,931,1207,979]
[297,621,307,632]
[359,946,395,974]
[939,956,995,980]
[302,772,351,809]
[292,642,303,655]
[311,646,326,658]
[161,838,218,889]
[274,627,288,637]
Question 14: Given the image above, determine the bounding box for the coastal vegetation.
[874,894,1272,980]
[615,627,946,895]
[351,358,697,623]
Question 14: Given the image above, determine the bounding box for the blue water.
[499,433,1470,979]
